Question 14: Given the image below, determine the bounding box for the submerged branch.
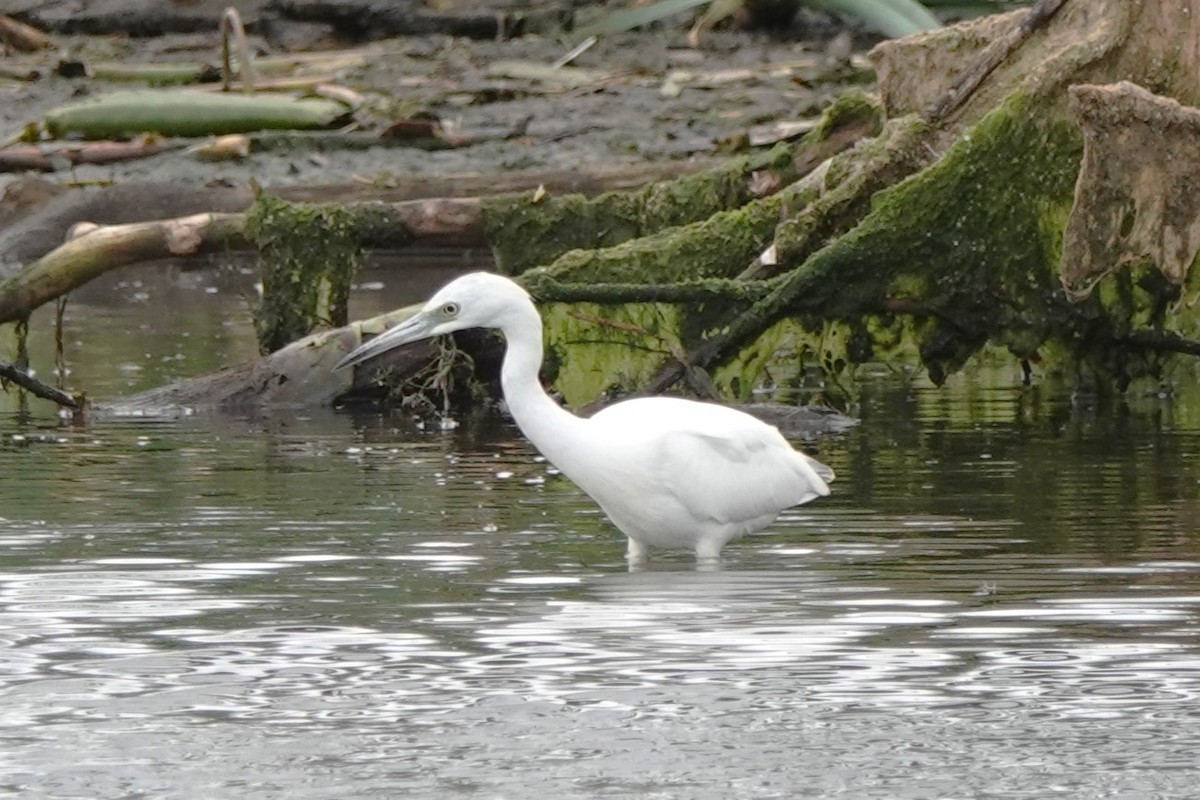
[0,358,83,410]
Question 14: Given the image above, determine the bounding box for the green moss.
[481,158,774,276]
[769,94,1087,382]
[539,192,791,286]
[510,86,1199,403]
[810,90,884,142]
[541,302,685,407]
[482,92,882,276]
[246,192,391,354]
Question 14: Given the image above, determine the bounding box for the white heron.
[335,272,833,564]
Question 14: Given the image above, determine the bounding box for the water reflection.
[3,377,1200,797]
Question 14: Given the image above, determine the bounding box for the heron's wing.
[804,454,836,484]
[652,423,830,526]
[589,397,832,525]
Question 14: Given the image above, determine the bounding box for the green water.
[2,265,1200,798]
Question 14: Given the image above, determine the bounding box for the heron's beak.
[333,309,434,371]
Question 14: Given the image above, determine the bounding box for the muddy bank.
[2,9,865,192]
[2,1,873,274]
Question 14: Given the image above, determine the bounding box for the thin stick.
[0,359,82,410]
[220,7,256,94]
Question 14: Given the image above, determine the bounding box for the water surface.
[3,269,1200,798]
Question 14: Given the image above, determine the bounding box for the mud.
[3,7,871,201]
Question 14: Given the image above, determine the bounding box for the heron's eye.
[441,302,459,317]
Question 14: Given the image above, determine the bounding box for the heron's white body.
[336,272,833,563]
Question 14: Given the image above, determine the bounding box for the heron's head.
[334,272,534,371]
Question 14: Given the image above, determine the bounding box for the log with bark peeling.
[0,198,486,325]
[1062,81,1200,298]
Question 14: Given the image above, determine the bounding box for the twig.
[0,14,53,52]
[0,359,83,410]
[219,7,256,94]
[0,138,174,173]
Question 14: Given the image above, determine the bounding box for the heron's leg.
[694,538,724,565]
[625,537,649,568]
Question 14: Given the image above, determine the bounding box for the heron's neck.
[497,314,585,464]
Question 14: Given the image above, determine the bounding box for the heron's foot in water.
[694,542,725,571]
[625,537,649,570]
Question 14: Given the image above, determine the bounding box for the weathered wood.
[1,162,711,269]
[0,213,247,326]
[0,138,175,173]
[0,14,53,51]
[0,358,82,410]
[1061,82,1200,299]
[918,0,1069,124]
[0,197,491,325]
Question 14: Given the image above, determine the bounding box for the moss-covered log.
[505,0,1200,406]
[482,91,883,276]
[247,192,389,353]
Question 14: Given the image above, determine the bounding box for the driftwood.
[1061,82,1200,298]
[0,199,484,326]
[0,213,247,327]
[0,14,53,51]
[0,161,712,271]
[0,138,174,173]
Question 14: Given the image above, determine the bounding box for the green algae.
[482,91,882,277]
[246,192,391,354]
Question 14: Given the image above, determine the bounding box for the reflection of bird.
[336,272,833,565]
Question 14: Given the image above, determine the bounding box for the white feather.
[337,272,835,564]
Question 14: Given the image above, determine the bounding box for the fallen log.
[0,212,247,327]
[0,197,485,326]
[0,162,713,270]
[1061,81,1200,299]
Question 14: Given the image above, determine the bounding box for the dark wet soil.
[3,8,871,194]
